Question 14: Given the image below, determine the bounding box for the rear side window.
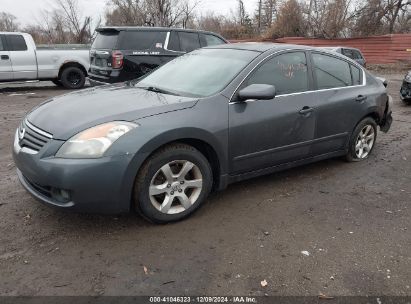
[6,35,27,51]
[351,65,362,85]
[92,31,119,49]
[118,31,166,50]
[312,53,352,89]
[178,32,201,52]
[342,49,354,59]
[0,36,4,51]
[247,52,309,95]
[352,50,363,60]
[167,31,181,52]
[203,34,225,46]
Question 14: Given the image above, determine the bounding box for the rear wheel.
[346,117,377,162]
[60,66,86,89]
[134,144,213,223]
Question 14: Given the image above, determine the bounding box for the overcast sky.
[2,0,258,26]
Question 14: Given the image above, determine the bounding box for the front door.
[228,51,317,174]
[0,35,12,80]
[5,34,37,80]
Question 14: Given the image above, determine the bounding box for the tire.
[60,66,86,89]
[134,144,213,224]
[52,79,63,87]
[346,117,378,162]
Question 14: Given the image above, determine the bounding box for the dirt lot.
[0,74,410,296]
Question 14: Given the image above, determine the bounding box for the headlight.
[405,73,411,82]
[56,121,138,158]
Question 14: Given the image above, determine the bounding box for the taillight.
[112,51,123,69]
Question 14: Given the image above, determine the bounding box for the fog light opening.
[51,188,72,203]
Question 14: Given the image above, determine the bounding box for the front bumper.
[13,131,141,214]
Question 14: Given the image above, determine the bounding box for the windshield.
[92,31,119,49]
[136,48,258,97]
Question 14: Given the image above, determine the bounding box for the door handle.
[299,106,314,115]
[1,55,9,60]
[356,95,367,102]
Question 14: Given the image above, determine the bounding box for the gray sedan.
[13,43,392,223]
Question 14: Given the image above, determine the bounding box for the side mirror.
[237,84,276,102]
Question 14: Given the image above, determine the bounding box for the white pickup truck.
[0,32,90,89]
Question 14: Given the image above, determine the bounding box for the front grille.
[18,119,53,153]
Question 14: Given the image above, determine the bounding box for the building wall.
[231,34,411,64]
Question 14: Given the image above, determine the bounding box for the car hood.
[27,83,199,140]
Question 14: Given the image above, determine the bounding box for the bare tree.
[0,12,19,32]
[267,0,305,38]
[105,0,199,27]
[353,0,411,36]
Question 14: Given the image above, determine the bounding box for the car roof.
[96,26,226,38]
[208,42,323,53]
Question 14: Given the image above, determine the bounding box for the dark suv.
[88,27,227,85]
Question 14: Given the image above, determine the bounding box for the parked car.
[321,46,367,67]
[0,32,90,89]
[13,43,392,223]
[88,26,227,85]
[400,70,411,103]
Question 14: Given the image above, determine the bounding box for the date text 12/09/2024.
[149,297,257,303]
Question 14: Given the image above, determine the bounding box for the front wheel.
[134,144,213,223]
[346,117,377,162]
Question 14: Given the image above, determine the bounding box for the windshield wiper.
[137,85,180,96]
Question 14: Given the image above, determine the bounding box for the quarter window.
[178,32,201,52]
[204,34,225,46]
[351,65,362,85]
[6,35,27,51]
[312,53,352,89]
[247,52,309,95]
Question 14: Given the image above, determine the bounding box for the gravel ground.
[0,75,410,296]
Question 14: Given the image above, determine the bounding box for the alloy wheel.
[149,160,203,214]
[355,124,375,159]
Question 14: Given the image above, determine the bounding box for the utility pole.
[258,0,262,33]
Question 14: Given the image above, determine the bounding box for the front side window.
[7,35,27,51]
[137,48,258,97]
[118,31,167,50]
[178,32,201,52]
[312,53,352,89]
[247,52,309,95]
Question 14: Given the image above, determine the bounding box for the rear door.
[0,35,12,80]
[5,34,37,80]
[309,52,366,155]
